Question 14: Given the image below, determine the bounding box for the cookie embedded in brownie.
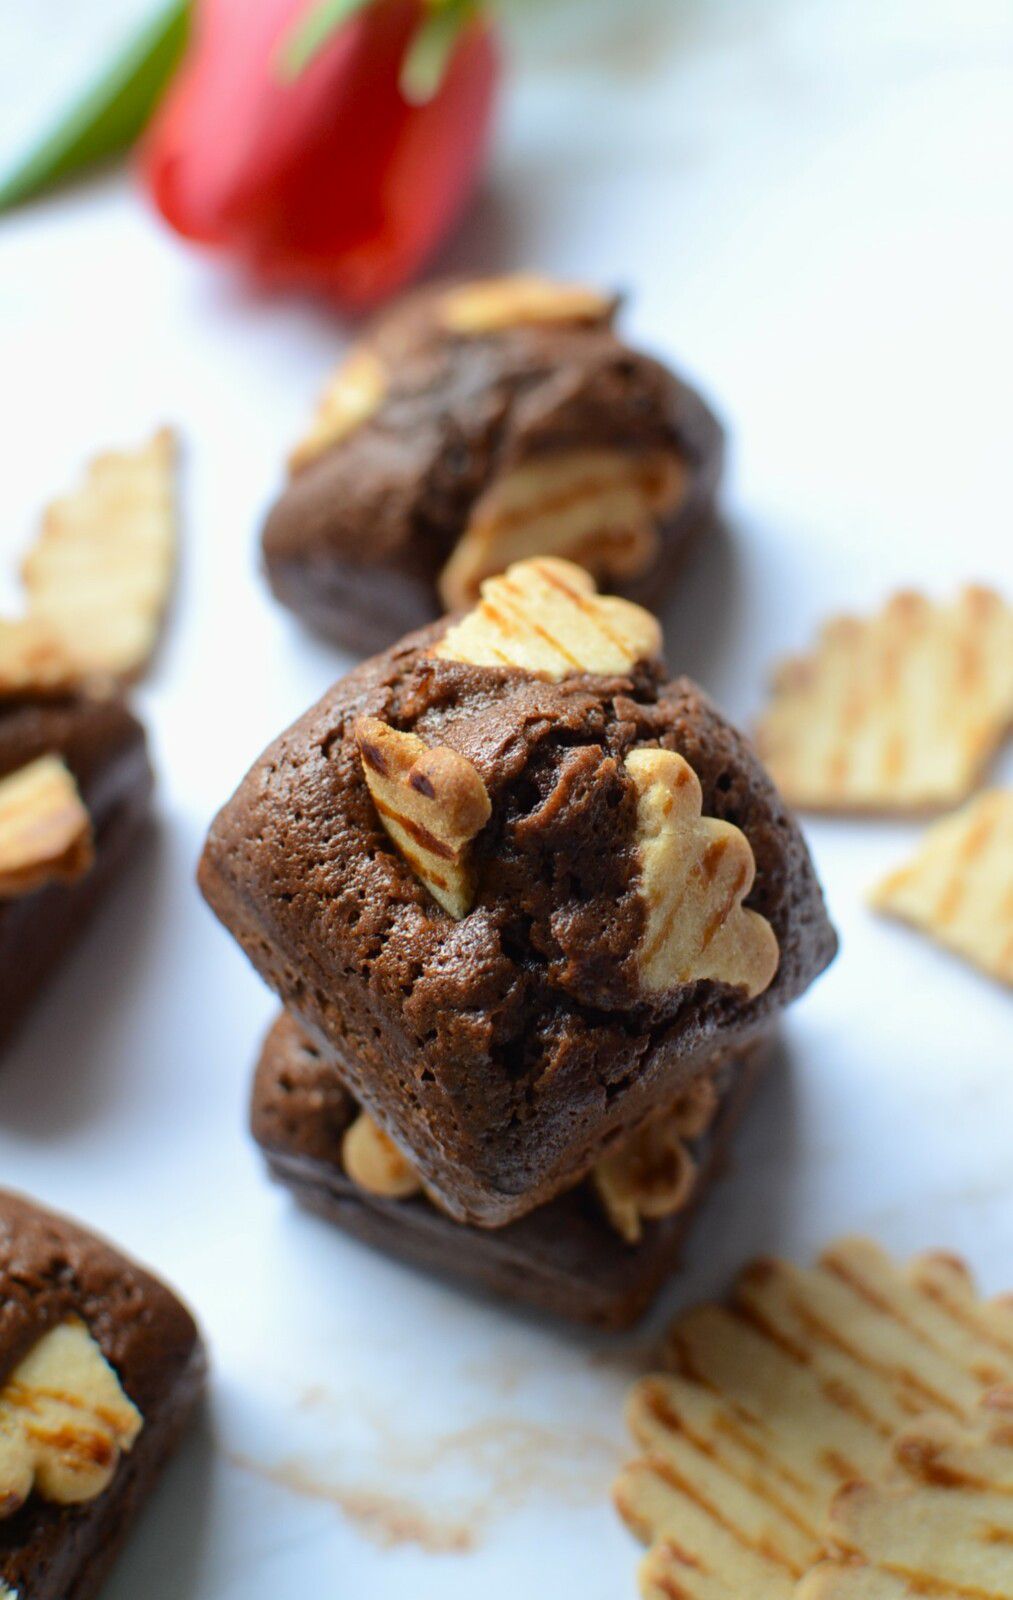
[252,1010,772,1329]
[201,557,836,1225]
[0,1190,206,1600]
[261,274,724,653]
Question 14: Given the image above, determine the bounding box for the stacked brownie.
[201,556,836,1325]
[252,1013,771,1326]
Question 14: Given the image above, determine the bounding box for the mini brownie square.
[0,695,153,1054]
[0,1190,205,1600]
[201,558,836,1226]
[252,1011,770,1330]
[262,275,724,654]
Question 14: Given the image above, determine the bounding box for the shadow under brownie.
[252,1011,771,1330]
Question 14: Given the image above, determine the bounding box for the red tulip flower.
[142,0,501,308]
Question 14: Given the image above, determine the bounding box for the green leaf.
[0,0,191,214]
[277,0,376,81]
[400,0,477,104]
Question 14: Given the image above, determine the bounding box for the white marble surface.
[0,2,1011,1595]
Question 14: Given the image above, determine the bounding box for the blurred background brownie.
[252,1011,772,1329]
[201,558,835,1226]
[0,1190,205,1600]
[262,275,724,655]
[0,696,153,1055]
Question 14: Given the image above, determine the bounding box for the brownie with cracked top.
[200,557,836,1225]
[262,274,724,654]
[0,695,153,1055]
[0,1190,205,1600]
[253,1010,771,1328]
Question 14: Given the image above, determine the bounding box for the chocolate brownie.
[0,695,153,1054]
[200,561,836,1225]
[0,1190,205,1600]
[252,1011,770,1328]
[262,276,724,654]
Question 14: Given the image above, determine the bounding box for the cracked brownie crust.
[200,621,836,1225]
[0,1191,205,1600]
[262,282,724,654]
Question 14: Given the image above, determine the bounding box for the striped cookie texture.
[798,1401,1013,1599]
[0,755,93,899]
[0,1318,142,1514]
[437,448,682,611]
[755,588,1013,812]
[628,747,779,1000]
[22,429,177,683]
[354,716,491,920]
[290,324,688,614]
[0,431,177,695]
[613,1238,1013,1600]
[871,790,1013,988]
[433,556,662,679]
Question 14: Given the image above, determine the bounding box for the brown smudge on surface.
[227,1450,475,1554]
[227,1408,623,1554]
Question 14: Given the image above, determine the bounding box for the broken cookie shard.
[355,716,491,919]
[756,586,1013,812]
[628,747,779,999]
[0,755,93,898]
[871,789,1013,988]
[434,556,662,679]
[614,1237,1013,1600]
[21,429,178,684]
